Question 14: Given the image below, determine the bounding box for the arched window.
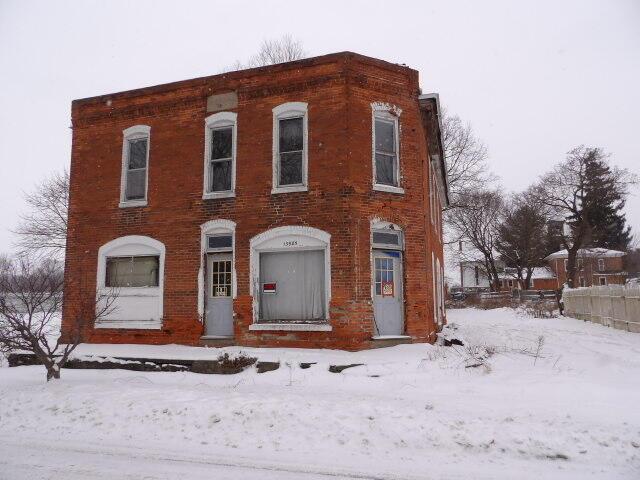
[96,235,165,329]
[203,112,237,199]
[249,226,331,331]
[120,125,151,208]
[371,102,403,194]
[272,102,309,194]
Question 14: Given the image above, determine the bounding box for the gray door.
[372,250,404,335]
[205,253,233,337]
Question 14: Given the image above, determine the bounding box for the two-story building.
[61,52,449,350]
[545,248,627,288]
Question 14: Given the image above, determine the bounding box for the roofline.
[72,51,418,106]
[419,92,450,206]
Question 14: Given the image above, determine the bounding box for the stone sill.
[119,200,148,208]
[371,335,411,340]
[95,320,162,330]
[249,323,332,332]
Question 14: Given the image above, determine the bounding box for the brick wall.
[62,52,445,350]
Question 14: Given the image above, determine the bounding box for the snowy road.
[0,439,392,480]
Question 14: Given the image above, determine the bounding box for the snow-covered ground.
[1,308,639,479]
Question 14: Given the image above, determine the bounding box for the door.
[205,253,233,337]
[372,249,404,335]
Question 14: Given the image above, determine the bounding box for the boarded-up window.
[259,250,325,321]
[106,256,159,287]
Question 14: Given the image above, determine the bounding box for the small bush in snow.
[521,300,558,319]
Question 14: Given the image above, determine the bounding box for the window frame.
[598,258,605,272]
[120,125,151,208]
[203,112,237,200]
[249,226,331,330]
[96,235,165,330]
[272,102,308,194]
[371,103,403,194]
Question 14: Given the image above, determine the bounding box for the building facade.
[61,52,449,350]
[545,248,627,288]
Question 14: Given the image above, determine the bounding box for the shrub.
[521,300,558,318]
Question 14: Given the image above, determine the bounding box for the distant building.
[459,260,556,292]
[545,248,627,288]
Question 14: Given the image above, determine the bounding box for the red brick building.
[545,248,627,288]
[61,52,449,350]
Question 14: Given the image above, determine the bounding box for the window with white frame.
[372,103,402,193]
[599,277,607,286]
[120,125,150,207]
[203,112,236,199]
[96,235,165,329]
[272,102,308,193]
[598,258,605,271]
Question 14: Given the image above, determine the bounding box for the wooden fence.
[563,285,640,332]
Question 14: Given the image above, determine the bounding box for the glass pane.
[208,235,232,250]
[375,153,396,186]
[126,169,146,200]
[375,119,395,153]
[131,256,159,287]
[279,151,302,185]
[106,256,158,287]
[105,257,130,287]
[128,138,148,169]
[279,117,303,153]
[372,232,399,246]
[211,127,233,160]
[375,283,382,295]
[210,160,232,192]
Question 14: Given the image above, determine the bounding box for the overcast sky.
[1,0,638,255]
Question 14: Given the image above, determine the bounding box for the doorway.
[205,252,233,337]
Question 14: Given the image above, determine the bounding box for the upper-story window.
[272,102,308,194]
[598,258,605,271]
[203,112,237,199]
[120,125,150,207]
[372,103,403,194]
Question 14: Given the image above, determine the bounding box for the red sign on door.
[262,282,277,294]
[381,281,394,297]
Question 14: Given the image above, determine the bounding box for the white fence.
[563,285,640,333]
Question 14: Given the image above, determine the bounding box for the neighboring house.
[545,248,627,288]
[460,260,557,292]
[497,267,557,291]
[459,260,493,292]
[61,52,449,350]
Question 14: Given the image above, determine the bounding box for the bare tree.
[224,35,307,72]
[441,110,495,207]
[530,146,636,288]
[448,188,504,291]
[13,169,69,258]
[0,254,115,381]
[495,195,549,289]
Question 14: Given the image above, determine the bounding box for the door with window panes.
[205,252,233,337]
[371,229,404,336]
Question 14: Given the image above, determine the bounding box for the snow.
[1,308,640,479]
[545,248,626,259]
